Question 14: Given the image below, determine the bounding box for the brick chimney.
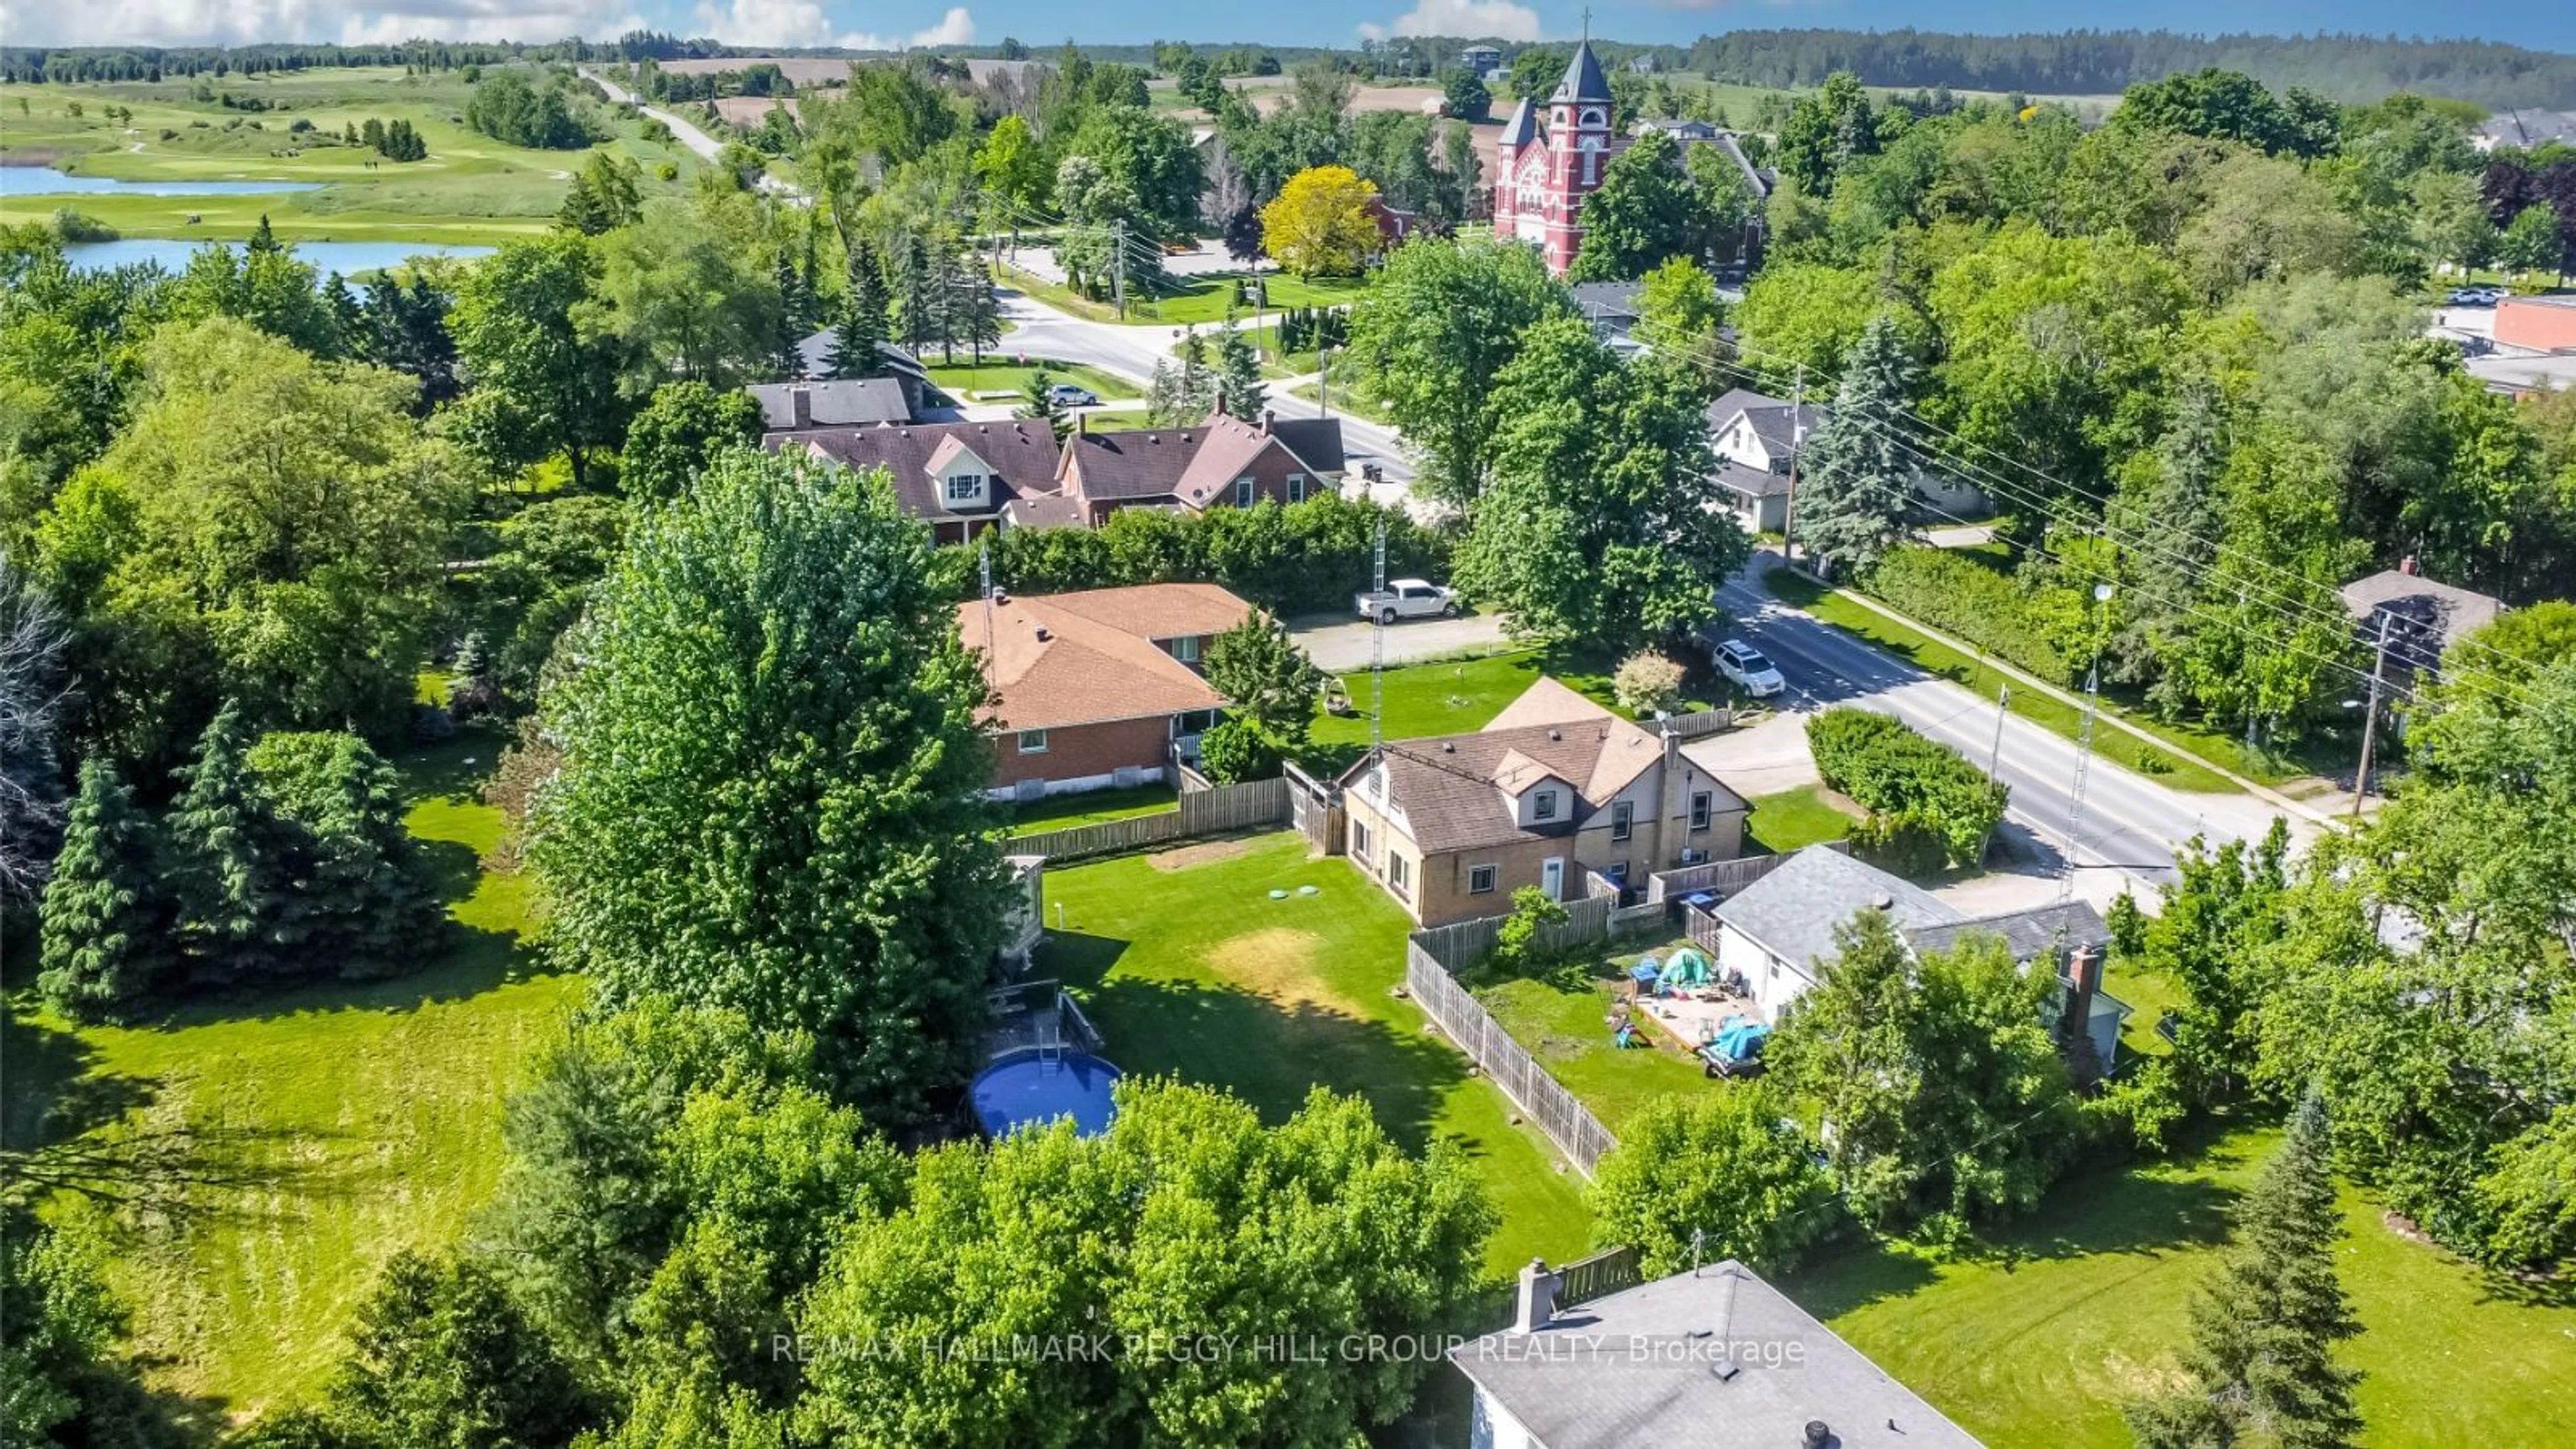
[1511,1258,1558,1334]
[1258,407,1275,435]
[2399,554,2418,576]
[790,386,812,429]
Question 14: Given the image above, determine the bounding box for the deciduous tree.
[1588,1086,1836,1277]
[1260,164,1380,278]
[619,381,764,502]
[1346,234,1572,504]
[533,448,1012,1123]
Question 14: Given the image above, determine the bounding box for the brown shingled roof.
[776,420,1064,524]
[1348,682,1679,855]
[957,584,1254,732]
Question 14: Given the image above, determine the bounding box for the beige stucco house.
[1336,679,1748,927]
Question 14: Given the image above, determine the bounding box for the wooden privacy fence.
[1655,707,1733,741]
[1555,1245,1641,1307]
[1643,846,1836,905]
[1008,775,1291,861]
[1405,941,1619,1177]
[1409,892,1623,969]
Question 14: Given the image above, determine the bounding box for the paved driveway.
[1678,707,1818,800]
[1289,612,1513,672]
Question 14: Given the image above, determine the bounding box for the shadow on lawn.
[1,1008,156,1152]
[1043,932,1464,1157]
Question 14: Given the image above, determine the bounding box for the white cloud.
[1358,0,1543,44]
[691,0,971,52]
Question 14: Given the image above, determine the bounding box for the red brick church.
[1493,42,1628,276]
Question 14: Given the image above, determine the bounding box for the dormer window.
[1534,789,1559,822]
[945,473,983,503]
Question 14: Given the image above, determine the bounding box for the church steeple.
[1550,40,1612,106]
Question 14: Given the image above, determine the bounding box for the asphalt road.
[993,288,1415,484]
[1715,555,2296,892]
[579,69,801,201]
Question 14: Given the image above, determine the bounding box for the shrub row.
[951,491,1451,616]
[1865,545,2070,686]
[1806,706,2007,871]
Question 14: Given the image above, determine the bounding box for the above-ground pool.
[971,1049,1122,1138]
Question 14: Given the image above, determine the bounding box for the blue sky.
[13,1,2569,60]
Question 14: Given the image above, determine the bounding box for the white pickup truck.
[1354,579,1461,624]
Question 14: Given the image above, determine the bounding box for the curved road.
[1715,555,2302,893]
[578,68,802,201]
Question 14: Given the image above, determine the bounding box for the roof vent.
[991,589,1010,605]
[1548,729,1562,741]
[1803,1423,1831,1449]
[1872,892,1894,911]
[1710,1358,1741,1383]
[1441,741,1455,753]
[1033,626,1051,642]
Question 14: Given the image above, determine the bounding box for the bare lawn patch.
[1148,838,1252,871]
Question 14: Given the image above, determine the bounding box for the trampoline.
[970,1048,1123,1138]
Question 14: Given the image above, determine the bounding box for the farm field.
[0,67,702,244]
[1,728,580,1419]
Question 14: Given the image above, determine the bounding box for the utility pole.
[1986,682,2010,780]
[1369,519,1387,754]
[1110,219,1128,321]
[2350,608,2394,821]
[2059,584,2112,903]
[1319,343,1334,417]
[1780,362,1806,564]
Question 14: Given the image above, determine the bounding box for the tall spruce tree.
[250,731,440,979]
[893,235,938,358]
[1790,312,1918,577]
[166,700,294,989]
[2127,1091,2365,1449]
[38,760,175,1023]
[768,252,809,378]
[827,238,891,380]
[1216,325,1266,419]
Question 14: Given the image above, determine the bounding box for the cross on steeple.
[1581,6,1592,42]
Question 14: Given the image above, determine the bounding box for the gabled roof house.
[1338,678,1748,926]
[780,419,1065,545]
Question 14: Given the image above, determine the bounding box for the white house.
[1708,845,2127,1066]
[1705,386,1990,533]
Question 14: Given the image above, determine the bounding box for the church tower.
[1492,41,1623,276]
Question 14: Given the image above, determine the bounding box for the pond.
[62,239,498,274]
[0,164,323,197]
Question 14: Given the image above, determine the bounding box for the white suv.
[1712,638,1786,698]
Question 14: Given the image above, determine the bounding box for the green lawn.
[1002,260,1362,329]
[2,727,581,1419]
[1287,377,1393,427]
[1744,784,1860,855]
[926,358,1140,402]
[1781,1118,2576,1447]
[1033,833,1593,1273]
[1470,951,1711,1132]
[1007,783,1178,834]
[1305,649,1552,765]
[1761,570,2244,794]
[0,68,701,244]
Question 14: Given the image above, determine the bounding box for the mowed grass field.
[1783,1117,2576,1446]
[1034,832,1594,1273]
[1,729,582,1419]
[0,66,702,243]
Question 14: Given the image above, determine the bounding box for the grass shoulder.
[927,358,1140,403]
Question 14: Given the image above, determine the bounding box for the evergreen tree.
[2127,1091,2365,1449]
[1215,324,1266,419]
[1146,328,1216,427]
[833,237,891,379]
[38,760,175,1023]
[166,700,293,988]
[250,213,280,253]
[250,731,441,979]
[950,250,1003,364]
[768,251,808,378]
[1016,368,1068,439]
[1790,312,1917,576]
[893,235,938,358]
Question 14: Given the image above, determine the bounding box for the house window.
[1533,790,1559,822]
[1171,634,1201,663]
[1690,791,1713,831]
[945,473,982,502]
[1234,476,1255,506]
[1351,819,1373,863]
[1611,800,1633,841]
[1469,863,1497,894]
[1017,729,1049,754]
[1287,474,1307,503]
[1388,853,1411,899]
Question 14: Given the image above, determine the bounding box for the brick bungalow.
[960,583,1256,799]
[1337,679,1748,927]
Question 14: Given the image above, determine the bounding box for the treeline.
[1,40,566,85]
[1682,28,2576,108]
[464,68,603,150]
